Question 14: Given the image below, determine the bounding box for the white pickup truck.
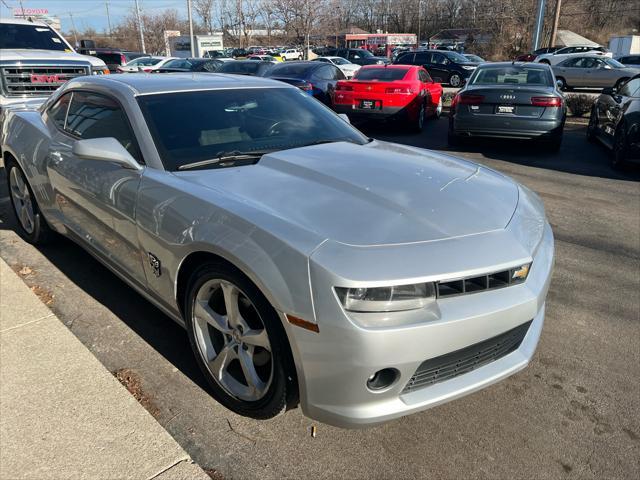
[0,18,108,112]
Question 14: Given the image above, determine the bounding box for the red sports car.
[334,65,443,132]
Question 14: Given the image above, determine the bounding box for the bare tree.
[194,0,216,33]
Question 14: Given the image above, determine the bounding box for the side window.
[397,53,415,65]
[619,78,640,97]
[423,69,433,82]
[48,92,72,130]
[561,57,580,67]
[202,61,218,72]
[65,91,143,164]
[414,52,431,64]
[432,53,447,65]
[315,65,333,80]
[334,66,345,80]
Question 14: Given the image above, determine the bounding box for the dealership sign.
[14,8,49,16]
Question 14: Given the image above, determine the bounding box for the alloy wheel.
[450,74,461,87]
[9,166,35,234]
[192,279,273,402]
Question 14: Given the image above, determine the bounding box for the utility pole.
[549,0,562,48]
[105,1,112,36]
[68,13,78,47]
[416,0,421,47]
[187,0,195,57]
[532,0,546,51]
[134,0,146,53]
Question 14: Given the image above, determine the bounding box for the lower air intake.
[402,320,532,394]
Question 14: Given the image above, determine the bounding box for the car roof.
[0,17,50,27]
[68,73,293,95]
[478,61,550,69]
[360,64,414,70]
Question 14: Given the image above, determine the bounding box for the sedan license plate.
[360,100,377,109]
[496,105,515,114]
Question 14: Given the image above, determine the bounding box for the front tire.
[449,73,462,88]
[184,261,297,419]
[433,96,443,119]
[410,102,425,133]
[6,159,55,245]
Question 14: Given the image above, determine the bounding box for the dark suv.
[325,48,389,66]
[79,48,146,72]
[393,50,479,87]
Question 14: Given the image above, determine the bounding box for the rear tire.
[6,159,55,245]
[184,260,298,419]
[612,124,628,169]
[449,73,462,88]
[410,102,425,133]
[433,96,443,119]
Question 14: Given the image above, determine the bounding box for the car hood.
[176,141,519,247]
[0,49,106,67]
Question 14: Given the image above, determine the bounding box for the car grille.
[401,320,532,394]
[436,266,526,298]
[0,65,90,97]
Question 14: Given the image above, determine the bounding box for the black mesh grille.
[402,320,532,394]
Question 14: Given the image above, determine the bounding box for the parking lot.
[0,116,638,479]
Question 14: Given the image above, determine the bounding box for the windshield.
[355,68,409,81]
[357,50,374,57]
[604,58,625,68]
[0,23,69,51]
[164,59,195,69]
[444,51,470,63]
[138,88,368,171]
[127,57,163,66]
[332,57,350,65]
[471,66,553,86]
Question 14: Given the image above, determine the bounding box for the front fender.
[134,169,324,324]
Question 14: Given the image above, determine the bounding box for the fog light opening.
[366,368,399,392]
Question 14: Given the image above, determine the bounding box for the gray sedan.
[552,56,640,90]
[1,73,554,428]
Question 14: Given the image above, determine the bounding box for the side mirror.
[602,87,616,96]
[338,113,351,124]
[556,79,563,89]
[72,138,142,171]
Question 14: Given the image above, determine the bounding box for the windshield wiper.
[177,150,269,171]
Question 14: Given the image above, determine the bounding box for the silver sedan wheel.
[9,167,35,234]
[192,279,273,402]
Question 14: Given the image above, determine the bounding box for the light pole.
[187,0,195,57]
[134,0,146,53]
[416,0,422,48]
[532,0,546,51]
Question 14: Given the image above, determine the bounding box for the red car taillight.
[385,87,413,94]
[531,96,562,107]
[452,94,485,107]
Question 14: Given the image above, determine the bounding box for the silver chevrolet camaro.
[1,74,554,428]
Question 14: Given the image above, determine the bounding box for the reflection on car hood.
[177,141,519,246]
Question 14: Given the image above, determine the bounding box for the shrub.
[441,91,456,107]
[565,94,594,117]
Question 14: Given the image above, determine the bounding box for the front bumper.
[282,222,554,428]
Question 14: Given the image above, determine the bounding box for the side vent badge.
[148,253,161,277]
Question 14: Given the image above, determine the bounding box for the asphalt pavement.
[0,116,638,479]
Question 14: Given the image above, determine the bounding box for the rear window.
[471,66,552,86]
[267,64,314,76]
[355,68,409,81]
[218,62,262,75]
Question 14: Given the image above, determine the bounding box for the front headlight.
[92,66,110,75]
[462,65,476,70]
[335,283,435,312]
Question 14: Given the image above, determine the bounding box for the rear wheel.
[410,102,425,133]
[449,73,462,88]
[184,261,297,419]
[612,124,628,169]
[6,159,55,244]
[556,77,568,91]
[433,96,443,119]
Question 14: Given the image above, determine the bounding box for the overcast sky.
[0,0,191,32]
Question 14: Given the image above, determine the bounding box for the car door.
[427,53,450,84]
[589,58,616,87]
[45,90,148,285]
[601,78,640,142]
[556,57,586,86]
